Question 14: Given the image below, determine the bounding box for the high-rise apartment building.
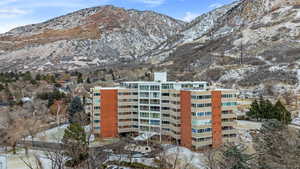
[89,73,237,149]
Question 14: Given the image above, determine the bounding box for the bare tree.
[204,148,220,169]
[44,150,66,169]
[20,154,45,169]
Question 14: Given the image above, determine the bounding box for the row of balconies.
[192,140,212,147]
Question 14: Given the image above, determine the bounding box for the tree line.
[247,96,291,124]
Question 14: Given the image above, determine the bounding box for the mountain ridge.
[1,0,300,97]
[0,5,184,72]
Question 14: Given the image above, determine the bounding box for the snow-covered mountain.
[0,5,184,72]
[144,0,300,95]
[1,0,300,95]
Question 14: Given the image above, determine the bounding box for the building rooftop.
[121,81,208,84]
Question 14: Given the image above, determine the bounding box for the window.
[140,126,149,131]
[162,121,170,124]
[140,92,149,98]
[150,113,160,118]
[192,128,212,133]
[162,93,170,96]
[150,127,160,132]
[163,128,170,131]
[140,106,149,111]
[94,120,100,123]
[162,100,169,103]
[222,126,234,130]
[140,112,149,118]
[192,119,212,125]
[192,137,212,142]
[93,98,100,103]
[151,92,160,98]
[222,102,237,106]
[140,99,149,104]
[150,106,160,112]
[141,119,149,124]
[192,112,212,117]
[94,106,100,110]
[193,103,212,108]
[94,113,100,116]
[162,107,170,110]
[150,85,160,91]
[222,94,236,98]
[150,120,160,125]
[191,95,211,100]
[140,85,149,91]
[222,110,233,114]
[150,99,160,105]
[162,84,174,89]
[94,93,100,96]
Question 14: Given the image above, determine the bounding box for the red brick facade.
[211,91,222,148]
[180,91,192,148]
[100,89,118,138]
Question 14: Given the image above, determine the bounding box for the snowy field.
[26,124,93,143]
[26,124,69,143]
[0,150,52,169]
[2,121,270,169]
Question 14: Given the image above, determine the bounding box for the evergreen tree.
[68,96,84,123]
[30,79,38,85]
[86,77,91,84]
[0,83,4,91]
[77,73,83,84]
[47,95,54,107]
[263,100,274,119]
[22,71,32,81]
[247,97,291,124]
[247,99,261,121]
[49,75,56,83]
[62,123,88,167]
[35,73,41,81]
[274,100,291,125]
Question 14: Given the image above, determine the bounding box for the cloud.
[182,12,200,22]
[209,3,223,9]
[129,0,165,7]
[0,8,29,18]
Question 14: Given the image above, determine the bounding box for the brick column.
[180,91,192,148]
[211,91,222,148]
[100,89,118,138]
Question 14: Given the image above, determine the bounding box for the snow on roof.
[134,132,157,141]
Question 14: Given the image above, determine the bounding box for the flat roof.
[122,81,208,84]
[93,87,125,90]
[185,88,237,92]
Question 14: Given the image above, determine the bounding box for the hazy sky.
[0,0,235,33]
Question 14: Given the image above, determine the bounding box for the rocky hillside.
[144,0,300,96]
[1,0,300,96]
[0,5,184,72]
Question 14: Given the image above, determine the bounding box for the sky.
[0,0,235,33]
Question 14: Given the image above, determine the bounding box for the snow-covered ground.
[26,124,69,143]
[26,124,93,143]
[107,154,156,167]
[292,117,300,126]
[4,120,276,169]
[164,146,206,169]
[1,150,52,169]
